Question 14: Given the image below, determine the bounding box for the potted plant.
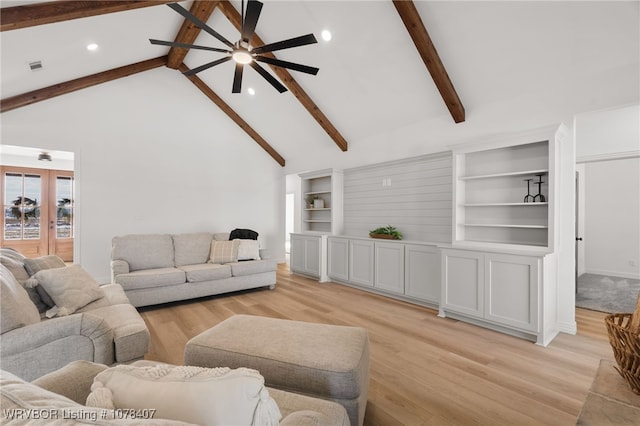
[369,225,403,240]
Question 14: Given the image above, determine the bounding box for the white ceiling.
[1,1,639,171]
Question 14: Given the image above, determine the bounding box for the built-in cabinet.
[290,234,328,282]
[440,248,556,345]
[328,236,440,307]
[291,125,568,346]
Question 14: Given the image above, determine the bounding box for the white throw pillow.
[236,239,261,261]
[209,240,240,264]
[86,364,281,426]
[26,264,105,317]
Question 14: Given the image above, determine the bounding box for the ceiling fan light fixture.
[232,49,253,64]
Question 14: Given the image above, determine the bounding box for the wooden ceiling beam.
[0,1,174,32]
[1,56,167,113]
[166,1,221,69]
[217,1,348,152]
[179,64,286,167]
[392,0,465,123]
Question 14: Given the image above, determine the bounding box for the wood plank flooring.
[139,264,614,426]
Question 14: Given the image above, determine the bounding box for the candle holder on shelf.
[533,173,546,202]
[523,179,534,203]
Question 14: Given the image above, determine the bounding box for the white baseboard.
[584,268,640,280]
[558,321,577,335]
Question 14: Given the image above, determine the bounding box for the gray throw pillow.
[30,265,105,317]
[23,255,66,308]
[0,255,48,312]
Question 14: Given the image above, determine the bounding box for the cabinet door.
[374,242,404,294]
[441,249,484,318]
[485,253,539,332]
[328,237,349,281]
[405,244,440,303]
[303,236,321,277]
[290,235,306,274]
[349,240,374,287]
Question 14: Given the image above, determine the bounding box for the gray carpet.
[576,273,640,313]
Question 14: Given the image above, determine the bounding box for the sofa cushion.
[0,264,40,334]
[0,253,48,312]
[28,265,106,317]
[86,364,281,426]
[112,234,174,271]
[229,259,277,277]
[179,264,232,282]
[213,232,230,241]
[209,240,240,264]
[173,233,213,267]
[115,267,186,290]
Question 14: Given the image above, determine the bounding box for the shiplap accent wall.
[343,151,453,242]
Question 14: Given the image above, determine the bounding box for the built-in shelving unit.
[453,137,557,248]
[299,169,343,234]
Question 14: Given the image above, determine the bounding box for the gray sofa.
[111,232,277,308]
[1,360,349,425]
[0,249,149,382]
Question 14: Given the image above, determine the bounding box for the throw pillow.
[23,254,66,309]
[23,254,66,276]
[0,264,40,334]
[209,240,240,264]
[236,239,261,261]
[27,265,105,317]
[86,364,281,426]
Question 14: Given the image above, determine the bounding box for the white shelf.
[463,202,548,207]
[464,223,549,229]
[304,191,331,196]
[304,220,332,223]
[460,169,549,181]
[304,208,331,211]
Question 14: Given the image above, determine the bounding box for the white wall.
[583,158,640,279]
[1,67,285,282]
[575,104,640,161]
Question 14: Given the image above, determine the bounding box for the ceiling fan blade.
[232,63,244,93]
[183,56,232,76]
[149,39,231,54]
[167,3,235,49]
[241,0,263,43]
[251,34,317,55]
[248,61,287,93]
[255,56,319,75]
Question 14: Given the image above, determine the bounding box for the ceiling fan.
[150,0,319,94]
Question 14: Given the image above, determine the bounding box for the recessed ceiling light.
[248,87,256,96]
[321,30,332,42]
[86,43,99,51]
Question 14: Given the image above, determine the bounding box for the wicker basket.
[605,295,640,395]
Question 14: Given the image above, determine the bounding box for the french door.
[1,166,74,261]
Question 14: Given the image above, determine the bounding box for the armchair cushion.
[28,265,105,317]
[0,264,40,334]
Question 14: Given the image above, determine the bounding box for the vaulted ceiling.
[1,1,638,171]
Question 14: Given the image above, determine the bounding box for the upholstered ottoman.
[184,314,370,426]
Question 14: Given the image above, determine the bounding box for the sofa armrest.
[111,259,130,282]
[0,313,114,381]
[31,360,109,404]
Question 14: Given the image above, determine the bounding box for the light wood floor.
[139,264,613,426]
